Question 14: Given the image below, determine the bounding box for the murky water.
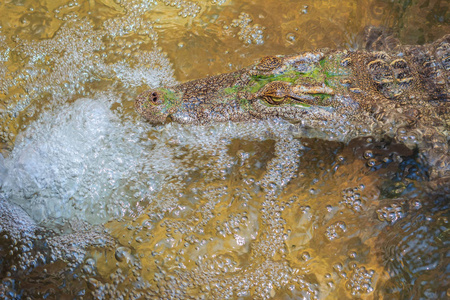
[0,0,449,299]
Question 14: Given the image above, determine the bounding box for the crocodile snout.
[135,88,182,124]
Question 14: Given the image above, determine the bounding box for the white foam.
[1,94,301,228]
[1,95,159,225]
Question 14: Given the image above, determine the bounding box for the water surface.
[0,0,449,299]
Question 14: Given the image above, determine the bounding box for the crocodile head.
[135,50,366,142]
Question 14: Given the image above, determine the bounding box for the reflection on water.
[0,0,449,299]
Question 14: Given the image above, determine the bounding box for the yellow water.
[0,0,449,299]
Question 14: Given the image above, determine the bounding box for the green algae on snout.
[300,67,323,81]
[250,69,299,82]
[239,97,252,110]
[224,85,241,95]
[316,93,333,105]
[160,88,181,103]
[156,88,183,112]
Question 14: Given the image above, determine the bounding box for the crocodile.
[135,31,450,180]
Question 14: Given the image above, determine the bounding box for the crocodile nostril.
[149,91,159,103]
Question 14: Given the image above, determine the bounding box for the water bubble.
[285,33,296,43]
[87,278,99,290]
[115,247,131,263]
[301,5,308,14]
[363,150,373,159]
[367,158,377,167]
[301,252,311,261]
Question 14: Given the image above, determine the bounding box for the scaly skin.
[135,34,450,180]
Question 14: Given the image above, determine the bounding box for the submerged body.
[136,33,450,179]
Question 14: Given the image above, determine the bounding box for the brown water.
[0,0,449,299]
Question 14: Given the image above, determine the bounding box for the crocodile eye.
[266,96,286,105]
